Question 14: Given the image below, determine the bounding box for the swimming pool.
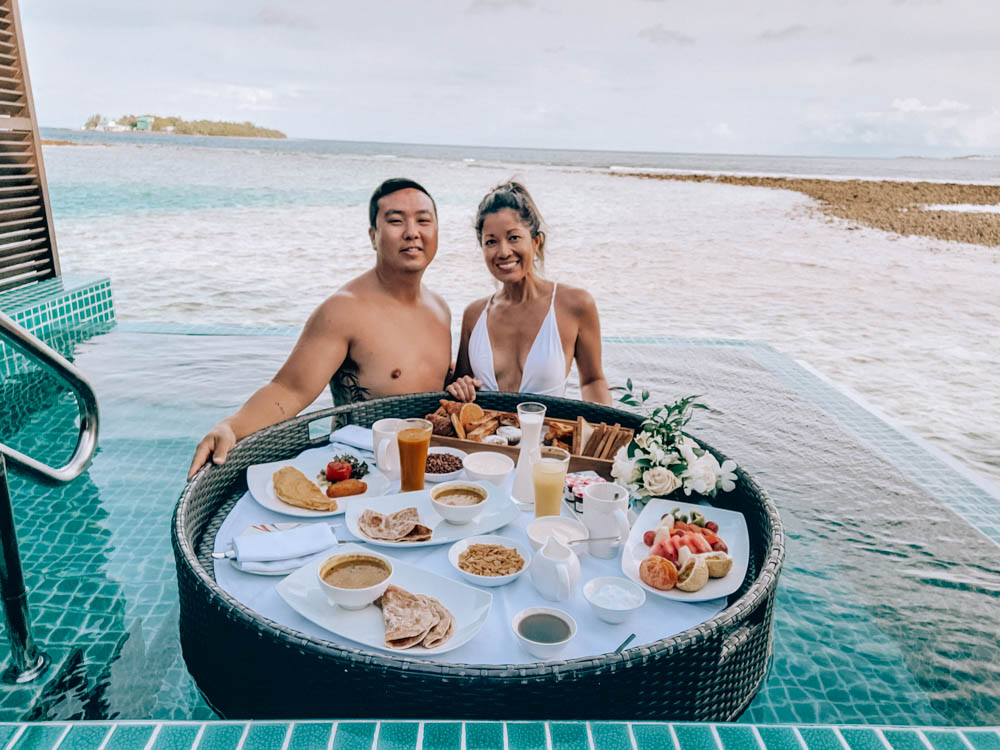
[1,319,998,724]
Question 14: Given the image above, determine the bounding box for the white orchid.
[611,446,640,485]
[716,459,738,492]
[681,453,721,496]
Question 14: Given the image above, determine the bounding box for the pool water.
[1,322,998,724]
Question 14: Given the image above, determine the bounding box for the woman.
[447,181,610,404]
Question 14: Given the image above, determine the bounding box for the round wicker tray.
[173,392,784,720]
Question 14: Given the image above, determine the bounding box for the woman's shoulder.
[554,282,598,316]
[461,296,491,327]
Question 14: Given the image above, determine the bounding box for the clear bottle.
[511,402,546,510]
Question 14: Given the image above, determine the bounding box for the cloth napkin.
[328,425,374,453]
[232,524,337,573]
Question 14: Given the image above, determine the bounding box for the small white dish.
[525,515,589,551]
[583,576,646,624]
[511,606,577,661]
[429,481,489,525]
[317,550,394,610]
[462,451,515,485]
[425,447,467,484]
[448,535,531,587]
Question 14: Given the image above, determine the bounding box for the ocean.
[38,128,1000,487]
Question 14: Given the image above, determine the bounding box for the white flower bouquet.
[610,382,737,505]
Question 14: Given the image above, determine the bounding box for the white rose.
[611,446,640,485]
[642,466,681,496]
[682,454,720,496]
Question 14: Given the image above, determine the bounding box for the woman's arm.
[571,290,611,405]
[445,301,484,401]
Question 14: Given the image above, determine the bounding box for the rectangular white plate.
[246,445,391,518]
[343,482,518,548]
[621,497,749,602]
[275,543,493,655]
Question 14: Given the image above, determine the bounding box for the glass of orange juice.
[531,446,570,518]
[396,418,433,492]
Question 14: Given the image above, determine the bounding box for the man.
[188,178,452,478]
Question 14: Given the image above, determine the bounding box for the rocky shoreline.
[630,173,1000,247]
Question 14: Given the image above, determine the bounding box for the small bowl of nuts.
[424,447,467,483]
[447,535,532,587]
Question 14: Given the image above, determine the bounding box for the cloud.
[638,25,695,46]
[254,9,311,29]
[756,24,807,42]
[712,122,733,138]
[468,0,533,10]
[186,84,292,112]
[805,99,1000,152]
[850,54,877,65]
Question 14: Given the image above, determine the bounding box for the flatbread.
[378,585,438,649]
[358,507,433,542]
[272,466,338,511]
[419,595,455,648]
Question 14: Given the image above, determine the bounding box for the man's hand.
[188,421,238,479]
[445,375,482,402]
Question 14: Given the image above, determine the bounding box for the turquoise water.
[2,321,998,723]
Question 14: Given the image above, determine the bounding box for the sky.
[21,0,1000,157]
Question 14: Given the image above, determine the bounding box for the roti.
[377,585,455,650]
[358,507,433,543]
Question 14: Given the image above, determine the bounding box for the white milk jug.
[581,482,631,559]
[528,536,581,602]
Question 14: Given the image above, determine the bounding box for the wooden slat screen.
[0,0,59,294]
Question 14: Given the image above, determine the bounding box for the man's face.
[369,188,438,273]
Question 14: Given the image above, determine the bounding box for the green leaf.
[627,377,633,391]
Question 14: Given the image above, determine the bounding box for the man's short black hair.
[368,178,437,228]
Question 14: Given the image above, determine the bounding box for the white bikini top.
[468,282,568,397]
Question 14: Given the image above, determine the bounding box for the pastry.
[272,466,338,511]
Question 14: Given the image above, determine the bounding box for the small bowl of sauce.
[430,481,489,525]
[317,552,393,609]
[512,607,577,660]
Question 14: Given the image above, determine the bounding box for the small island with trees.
[82,113,286,139]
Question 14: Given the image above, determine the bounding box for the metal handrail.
[0,310,99,484]
[0,309,100,684]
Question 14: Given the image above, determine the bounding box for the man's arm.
[188,296,353,477]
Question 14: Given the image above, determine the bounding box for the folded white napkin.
[232,524,338,573]
[328,425,374,453]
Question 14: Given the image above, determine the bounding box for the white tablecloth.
[213,445,726,665]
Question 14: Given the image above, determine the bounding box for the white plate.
[425,446,467,484]
[275,543,493,655]
[447,535,532,587]
[344,482,518,548]
[246,445,391,518]
[621,498,749,602]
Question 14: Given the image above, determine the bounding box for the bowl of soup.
[317,552,393,609]
[429,481,489,525]
[511,607,577,660]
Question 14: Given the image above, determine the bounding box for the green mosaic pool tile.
[549,723,589,750]
[242,723,289,750]
[633,724,677,750]
[332,722,377,750]
[465,723,503,750]
[674,725,719,750]
[757,727,800,750]
[101,724,157,750]
[886,732,935,750]
[963,732,1000,750]
[588,723,631,750]
[717,725,760,750]
[287,723,334,750]
[423,723,462,750]
[57,725,112,750]
[798,729,845,750]
[0,725,20,747]
[151,724,201,750]
[924,732,968,750]
[195,723,246,750]
[11,725,68,750]
[376,722,418,750]
[840,729,886,750]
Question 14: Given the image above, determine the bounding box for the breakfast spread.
[273,467,340,511]
[315,454,369,499]
[377,584,455,649]
[458,543,525,577]
[637,508,734,592]
[358,507,433,543]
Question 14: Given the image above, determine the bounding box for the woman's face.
[480,208,540,283]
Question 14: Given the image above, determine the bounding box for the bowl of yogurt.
[583,576,646,624]
[462,451,515,486]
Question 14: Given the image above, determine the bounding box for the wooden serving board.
[430,436,616,480]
